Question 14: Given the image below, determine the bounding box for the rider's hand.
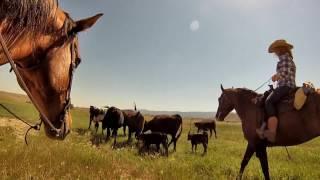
[272,74,280,82]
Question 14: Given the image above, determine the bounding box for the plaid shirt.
[276,53,296,88]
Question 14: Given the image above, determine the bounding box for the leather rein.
[0,30,78,140]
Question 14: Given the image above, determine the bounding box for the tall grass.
[1,91,320,179]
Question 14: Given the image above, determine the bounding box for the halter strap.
[0,31,77,139]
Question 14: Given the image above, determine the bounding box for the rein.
[0,31,77,141]
[254,77,272,92]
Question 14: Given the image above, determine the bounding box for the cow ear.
[71,13,103,34]
[220,84,225,92]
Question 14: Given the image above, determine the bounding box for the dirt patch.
[0,117,32,140]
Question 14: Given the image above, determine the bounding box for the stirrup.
[256,129,265,139]
[256,122,267,139]
[264,130,276,143]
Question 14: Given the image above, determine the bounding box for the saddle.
[254,83,315,114]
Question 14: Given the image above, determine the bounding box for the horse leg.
[237,144,255,180]
[213,127,217,138]
[256,145,270,180]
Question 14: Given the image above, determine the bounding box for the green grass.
[1,91,320,179]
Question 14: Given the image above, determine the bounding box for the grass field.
[1,91,320,179]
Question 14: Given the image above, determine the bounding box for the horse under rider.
[256,39,296,142]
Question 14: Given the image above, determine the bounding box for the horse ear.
[134,102,137,111]
[71,13,103,34]
[220,84,225,92]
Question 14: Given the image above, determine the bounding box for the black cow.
[102,106,124,146]
[143,114,182,151]
[187,131,208,154]
[89,106,107,133]
[122,110,145,141]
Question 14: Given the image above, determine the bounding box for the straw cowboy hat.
[268,39,294,53]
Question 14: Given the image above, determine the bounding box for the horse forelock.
[0,0,76,48]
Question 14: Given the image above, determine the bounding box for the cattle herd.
[89,105,216,156]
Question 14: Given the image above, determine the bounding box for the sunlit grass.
[1,91,320,179]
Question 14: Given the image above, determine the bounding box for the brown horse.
[216,85,320,180]
[0,1,102,139]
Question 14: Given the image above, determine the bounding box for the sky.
[1,0,320,112]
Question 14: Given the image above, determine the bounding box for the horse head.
[0,1,103,139]
[216,84,235,121]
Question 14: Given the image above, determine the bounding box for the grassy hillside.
[1,91,320,179]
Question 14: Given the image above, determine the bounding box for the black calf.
[138,132,169,156]
[187,131,208,154]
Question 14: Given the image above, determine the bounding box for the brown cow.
[122,110,145,141]
[194,120,217,138]
[143,114,182,151]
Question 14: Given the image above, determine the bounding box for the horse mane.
[0,0,72,47]
[235,88,260,99]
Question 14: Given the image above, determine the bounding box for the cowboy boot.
[256,122,267,139]
[264,116,278,143]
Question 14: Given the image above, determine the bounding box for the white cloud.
[190,20,200,32]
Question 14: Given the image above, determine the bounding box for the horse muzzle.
[43,112,72,140]
[215,112,225,121]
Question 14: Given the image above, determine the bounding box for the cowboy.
[256,39,296,142]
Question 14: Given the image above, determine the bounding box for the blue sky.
[1,0,320,111]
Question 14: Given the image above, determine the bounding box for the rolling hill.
[0,90,240,121]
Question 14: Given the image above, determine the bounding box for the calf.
[194,120,217,138]
[138,132,168,156]
[187,131,208,154]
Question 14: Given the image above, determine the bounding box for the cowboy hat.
[268,39,293,53]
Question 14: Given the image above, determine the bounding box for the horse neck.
[232,90,260,128]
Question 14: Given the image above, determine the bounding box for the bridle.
[0,26,79,140]
[216,92,234,120]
